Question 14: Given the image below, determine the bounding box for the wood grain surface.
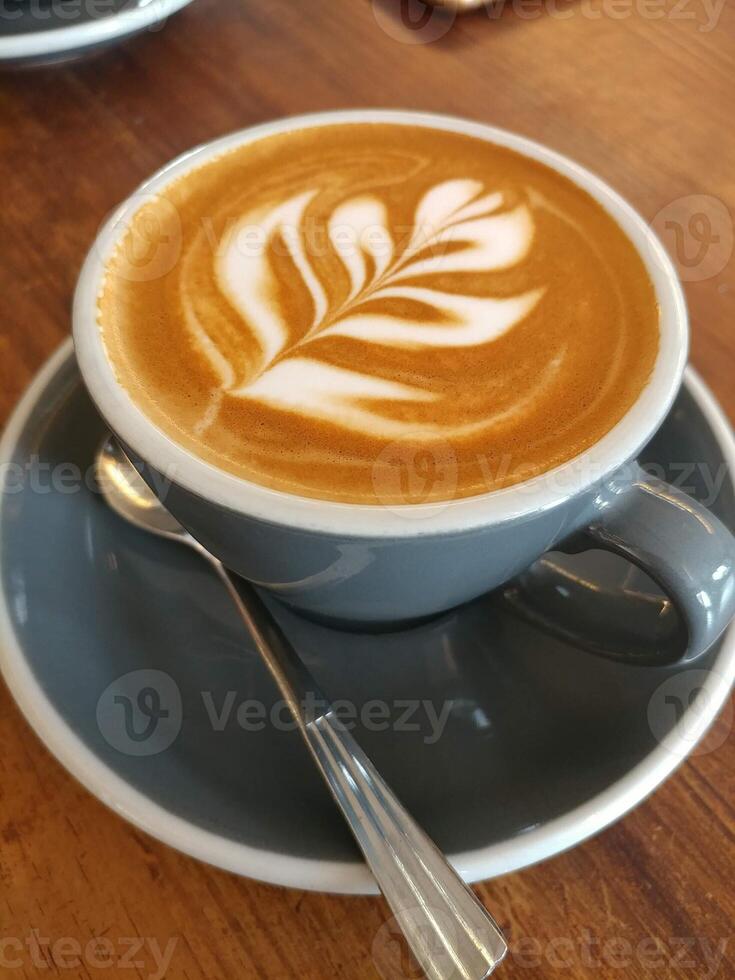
[1,1,734,977]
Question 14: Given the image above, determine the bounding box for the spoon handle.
[209,558,507,980]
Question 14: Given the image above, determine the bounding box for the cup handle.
[500,462,735,666]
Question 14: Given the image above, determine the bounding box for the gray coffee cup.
[73,110,735,664]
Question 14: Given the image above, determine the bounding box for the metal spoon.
[96,436,507,980]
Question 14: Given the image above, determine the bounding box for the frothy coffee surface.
[99,123,659,503]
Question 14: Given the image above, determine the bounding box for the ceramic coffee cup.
[73,110,735,662]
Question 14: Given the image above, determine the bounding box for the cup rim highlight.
[73,108,688,537]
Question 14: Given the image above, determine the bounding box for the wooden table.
[1,1,734,977]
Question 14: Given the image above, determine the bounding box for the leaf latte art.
[99,124,659,504]
[212,178,544,438]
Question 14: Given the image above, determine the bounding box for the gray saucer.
[1,339,734,893]
[0,0,195,69]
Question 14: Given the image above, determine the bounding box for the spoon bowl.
[97,437,187,541]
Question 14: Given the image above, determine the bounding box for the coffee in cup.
[75,111,734,656]
[97,121,659,504]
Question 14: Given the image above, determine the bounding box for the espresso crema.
[99,123,659,503]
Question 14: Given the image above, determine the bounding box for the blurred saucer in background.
[0,0,196,69]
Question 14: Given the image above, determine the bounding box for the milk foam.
[206,179,546,438]
[99,123,659,503]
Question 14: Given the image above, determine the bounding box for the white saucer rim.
[0,337,733,895]
[0,0,195,61]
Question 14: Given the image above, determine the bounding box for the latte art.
[210,178,544,439]
[99,123,659,503]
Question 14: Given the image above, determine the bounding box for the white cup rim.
[73,109,688,538]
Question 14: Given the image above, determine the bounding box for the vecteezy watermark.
[99,190,463,284]
[88,185,734,287]
[200,215,437,262]
[371,0,456,45]
[650,194,734,283]
[639,460,732,509]
[0,0,124,22]
[372,437,459,515]
[97,669,184,757]
[0,0,173,32]
[0,931,178,979]
[368,441,733,516]
[4,452,731,517]
[96,669,455,756]
[372,913,730,978]
[506,932,729,976]
[647,668,733,760]
[202,692,454,744]
[0,454,179,504]
[370,0,728,44]
[502,0,727,31]
[372,906,472,980]
[94,192,183,283]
